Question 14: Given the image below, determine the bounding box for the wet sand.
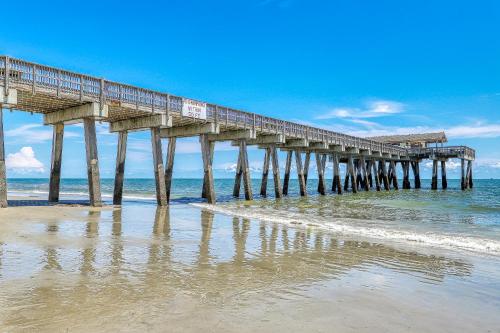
[0,202,499,332]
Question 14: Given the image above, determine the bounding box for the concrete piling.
[48,123,64,203]
[84,118,103,207]
[113,131,127,205]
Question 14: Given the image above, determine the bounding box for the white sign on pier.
[182,98,207,120]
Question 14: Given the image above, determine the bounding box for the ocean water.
[7,178,500,255]
[2,179,500,331]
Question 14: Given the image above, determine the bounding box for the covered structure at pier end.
[0,56,475,208]
[368,132,474,190]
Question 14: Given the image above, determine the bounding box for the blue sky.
[1,0,499,179]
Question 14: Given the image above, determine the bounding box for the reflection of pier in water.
[0,207,473,328]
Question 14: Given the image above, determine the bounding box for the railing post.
[4,56,9,97]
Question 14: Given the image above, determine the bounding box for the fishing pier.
[0,57,475,208]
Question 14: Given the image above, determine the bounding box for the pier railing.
[1,56,407,156]
[408,146,476,160]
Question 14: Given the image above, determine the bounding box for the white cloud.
[423,160,461,170]
[446,124,500,139]
[316,100,404,120]
[217,161,263,173]
[6,147,45,173]
[5,123,79,144]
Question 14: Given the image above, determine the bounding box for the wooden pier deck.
[0,56,476,207]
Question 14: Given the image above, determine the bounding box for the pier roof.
[367,132,448,146]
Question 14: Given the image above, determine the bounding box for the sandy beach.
[0,194,499,332]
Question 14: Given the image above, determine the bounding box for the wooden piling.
[468,161,473,189]
[360,157,369,191]
[390,161,399,190]
[411,161,421,189]
[232,144,243,198]
[366,160,373,188]
[48,123,64,202]
[402,161,411,189]
[348,156,357,193]
[202,139,215,199]
[113,131,127,205]
[441,160,447,190]
[0,109,6,208]
[372,160,381,191]
[461,159,466,190]
[270,145,282,198]
[200,134,216,203]
[260,147,270,197]
[344,164,350,191]
[380,160,390,191]
[240,140,253,200]
[303,151,311,185]
[355,160,363,190]
[295,150,307,196]
[431,160,438,190]
[283,151,292,196]
[315,152,326,195]
[165,137,176,202]
[333,154,342,194]
[465,160,472,190]
[83,118,103,207]
[317,154,326,193]
[151,127,167,206]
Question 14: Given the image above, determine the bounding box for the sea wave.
[8,190,156,201]
[192,203,500,255]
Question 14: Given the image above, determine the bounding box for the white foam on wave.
[191,203,500,255]
[8,190,156,201]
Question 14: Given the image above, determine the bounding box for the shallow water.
[0,204,499,332]
[8,178,500,254]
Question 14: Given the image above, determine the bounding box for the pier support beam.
[0,109,6,208]
[360,157,369,191]
[332,154,342,194]
[344,163,350,192]
[48,123,64,202]
[379,160,390,191]
[113,131,127,205]
[151,128,167,206]
[233,147,243,198]
[464,160,473,190]
[441,160,448,190]
[84,118,103,207]
[411,161,421,189]
[461,159,466,190]
[366,160,373,189]
[165,137,176,203]
[234,140,253,200]
[202,139,215,199]
[468,161,473,189]
[260,147,270,197]
[241,141,253,200]
[317,154,327,194]
[200,134,216,203]
[390,161,399,190]
[270,145,282,198]
[315,152,326,195]
[295,150,307,196]
[347,156,357,193]
[432,160,438,190]
[402,161,411,189]
[303,152,311,185]
[283,151,292,196]
[372,160,381,191]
